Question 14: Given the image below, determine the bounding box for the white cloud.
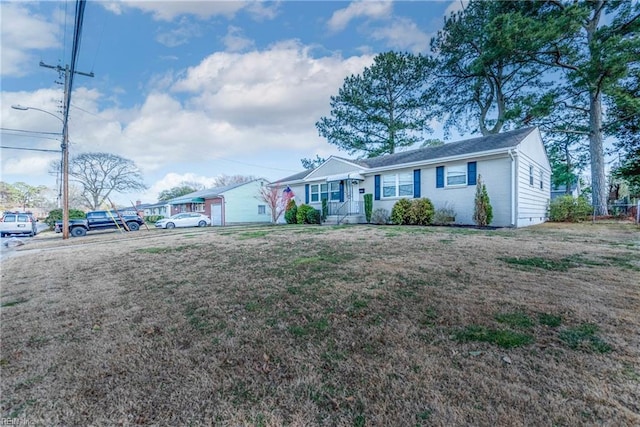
[156,17,203,47]
[327,1,393,32]
[222,26,255,52]
[105,0,248,21]
[171,40,373,131]
[2,41,376,204]
[1,155,53,176]
[370,17,430,53]
[0,3,61,77]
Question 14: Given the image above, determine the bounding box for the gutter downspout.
[509,149,516,227]
[220,195,225,226]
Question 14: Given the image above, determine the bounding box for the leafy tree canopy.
[301,155,326,170]
[158,185,200,202]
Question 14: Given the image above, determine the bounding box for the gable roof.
[357,127,536,169]
[275,169,311,183]
[168,180,262,204]
[274,127,539,183]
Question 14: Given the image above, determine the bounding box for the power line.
[0,145,60,153]
[0,127,62,136]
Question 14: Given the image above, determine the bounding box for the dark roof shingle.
[359,127,535,169]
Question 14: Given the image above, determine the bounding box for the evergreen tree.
[473,175,493,227]
[316,51,437,158]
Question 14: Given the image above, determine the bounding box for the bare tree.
[214,174,256,187]
[66,152,147,210]
[258,182,293,224]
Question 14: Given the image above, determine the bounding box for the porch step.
[323,215,366,225]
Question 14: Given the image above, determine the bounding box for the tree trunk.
[589,89,608,215]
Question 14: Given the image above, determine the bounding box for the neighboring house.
[551,183,581,200]
[135,201,171,218]
[275,127,551,228]
[167,179,272,226]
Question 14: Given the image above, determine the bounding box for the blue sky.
[1,0,463,205]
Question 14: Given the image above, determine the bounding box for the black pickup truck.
[55,210,145,237]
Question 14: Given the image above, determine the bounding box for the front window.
[258,205,266,215]
[382,173,413,198]
[310,183,329,203]
[447,165,467,186]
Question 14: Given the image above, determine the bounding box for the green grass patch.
[499,256,577,271]
[184,304,225,334]
[1,298,29,308]
[494,311,534,329]
[601,255,640,271]
[538,312,563,327]
[559,323,612,353]
[288,316,330,338]
[454,325,534,348]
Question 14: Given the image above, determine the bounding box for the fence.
[592,201,640,224]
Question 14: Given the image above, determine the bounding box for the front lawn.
[1,222,638,425]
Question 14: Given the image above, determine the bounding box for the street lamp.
[11,104,70,239]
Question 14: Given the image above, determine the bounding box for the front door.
[351,181,360,213]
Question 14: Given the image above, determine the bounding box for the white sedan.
[155,213,211,229]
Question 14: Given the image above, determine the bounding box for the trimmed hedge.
[391,198,434,225]
[296,204,321,224]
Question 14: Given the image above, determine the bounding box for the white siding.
[423,156,512,227]
[515,131,551,227]
[362,157,513,227]
[223,180,272,224]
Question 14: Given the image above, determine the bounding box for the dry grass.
[1,222,639,426]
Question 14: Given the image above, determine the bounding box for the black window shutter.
[413,169,421,198]
[374,175,381,200]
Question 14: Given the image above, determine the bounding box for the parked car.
[54,209,145,237]
[0,211,38,237]
[155,213,211,229]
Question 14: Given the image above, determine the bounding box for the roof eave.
[364,146,519,174]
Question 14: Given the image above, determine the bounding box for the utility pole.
[40,61,94,239]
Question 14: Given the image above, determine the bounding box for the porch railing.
[326,201,364,217]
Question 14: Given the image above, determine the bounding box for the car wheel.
[127,222,140,231]
[198,220,207,227]
[166,222,175,229]
[0,233,4,238]
[71,227,87,237]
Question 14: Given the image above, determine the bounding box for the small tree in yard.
[473,175,493,227]
[258,182,293,224]
[364,194,373,223]
[284,199,298,224]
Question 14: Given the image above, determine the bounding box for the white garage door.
[211,204,222,226]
